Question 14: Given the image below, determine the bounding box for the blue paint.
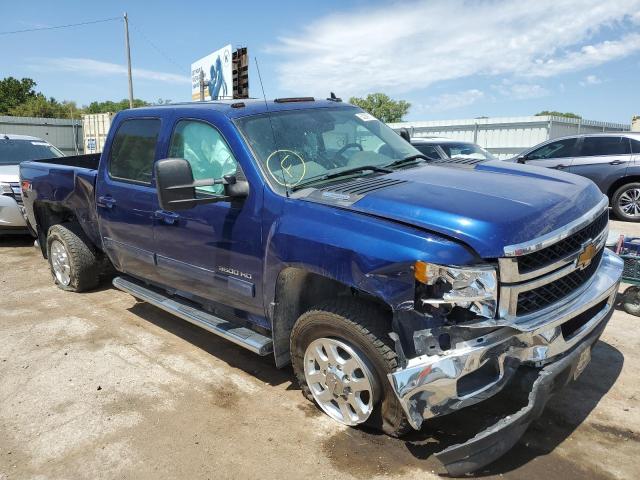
[20,99,604,332]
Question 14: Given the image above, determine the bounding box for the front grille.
[516,247,604,316]
[517,210,608,274]
[8,182,23,205]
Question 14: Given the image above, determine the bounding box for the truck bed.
[20,153,102,250]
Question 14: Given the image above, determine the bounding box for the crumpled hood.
[320,161,604,258]
[0,164,19,183]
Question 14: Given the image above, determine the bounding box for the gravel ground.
[0,219,639,480]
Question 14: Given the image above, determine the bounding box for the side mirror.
[516,155,528,164]
[399,128,411,143]
[155,158,249,211]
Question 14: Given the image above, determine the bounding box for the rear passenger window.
[630,138,640,154]
[109,119,160,184]
[578,136,630,156]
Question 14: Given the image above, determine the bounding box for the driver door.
[153,118,264,316]
[523,137,578,171]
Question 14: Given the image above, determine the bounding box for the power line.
[128,22,184,73]
[0,17,121,36]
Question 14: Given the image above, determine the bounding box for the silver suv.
[514,133,640,221]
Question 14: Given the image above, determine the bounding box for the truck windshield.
[235,107,419,191]
[0,139,64,165]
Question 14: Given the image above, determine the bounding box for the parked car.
[20,99,622,475]
[512,133,640,221]
[410,137,496,162]
[0,134,64,235]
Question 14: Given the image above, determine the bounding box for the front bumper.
[0,194,27,230]
[387,249,622,471]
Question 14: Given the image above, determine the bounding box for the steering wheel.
[333,143,363,164]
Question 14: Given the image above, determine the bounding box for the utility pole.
[123,12,134,109]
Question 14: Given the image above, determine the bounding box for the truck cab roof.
[126,98,350,120]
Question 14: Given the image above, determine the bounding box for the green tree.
[535,110,582,119]
[0,77,38,114]
[349,93,411,123]
[8,95,83,119]
[85,98,149,114]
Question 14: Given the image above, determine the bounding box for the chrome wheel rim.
[303,338,376,426]
[618,188,640,218]
[50,240,71,286]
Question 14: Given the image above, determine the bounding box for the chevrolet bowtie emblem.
[576,242,597,270]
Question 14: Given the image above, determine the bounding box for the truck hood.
[301,161,604,259]
[0,164,19,182]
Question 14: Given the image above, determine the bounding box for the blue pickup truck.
[20,98,623,474]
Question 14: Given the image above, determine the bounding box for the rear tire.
[612,183,640,222]
[622,286,640,316]
[290,298,411,437]
[46,223,100,292]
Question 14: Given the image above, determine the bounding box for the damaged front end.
[387,230,622,474]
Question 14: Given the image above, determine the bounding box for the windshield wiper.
[292,165,392,191]
[385,153,430,169]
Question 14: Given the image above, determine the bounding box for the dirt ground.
[1,220,639,480]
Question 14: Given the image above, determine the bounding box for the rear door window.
[629,138,640,154]
[109,119,161,184]
[527,138,577,160]
[578,136,630,157]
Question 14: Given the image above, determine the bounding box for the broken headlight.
[414,261,497,319]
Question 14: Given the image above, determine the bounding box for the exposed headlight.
[0,182,13,195]
[414,261,497,319]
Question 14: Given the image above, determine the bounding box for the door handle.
[154,210,180,225]
[97,195,116,209]
[609,160,624,165]
[553,164,569,170]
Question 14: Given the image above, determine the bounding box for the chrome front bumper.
[388,248,623,430]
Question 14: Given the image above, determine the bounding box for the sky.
[1,0,639,123]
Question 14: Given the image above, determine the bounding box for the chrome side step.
[113,276,273,356]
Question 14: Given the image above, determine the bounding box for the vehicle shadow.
[403,340,624,477]
[119,296,624,477]
[126,300,293,388]
[0,234,35,248]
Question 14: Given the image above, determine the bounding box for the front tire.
[290,299,410,437]
[612,183,640,222]
[46,223,99,292]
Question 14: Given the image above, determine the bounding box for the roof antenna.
[327,92,342,102]
[254,57,290,197]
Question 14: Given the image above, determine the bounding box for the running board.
[112,276,273,356]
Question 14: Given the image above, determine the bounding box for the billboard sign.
[191,45,233,101]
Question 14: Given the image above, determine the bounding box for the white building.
[389,115,630,159]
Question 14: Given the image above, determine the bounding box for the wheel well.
[271,268,391,367]
[607,176,640,204]
[33,202,79,258]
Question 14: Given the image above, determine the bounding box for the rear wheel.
[46,223,99,292]
[622,286,640,316]
[612,183,640,222]
[290,299,410,437]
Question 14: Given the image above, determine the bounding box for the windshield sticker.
[355,112,376,122]
[30,141,49,146]
[266,149,307,187]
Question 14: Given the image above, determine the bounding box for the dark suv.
[514,133,640,221]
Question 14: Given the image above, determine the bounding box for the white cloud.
[30,57,189,84]
[580,74,603,86]
[493,81,549,99]
[425,89,485,112]
[269,0,640,97]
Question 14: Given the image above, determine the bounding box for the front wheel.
[612,183,640,222]
[290,299,410,437]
